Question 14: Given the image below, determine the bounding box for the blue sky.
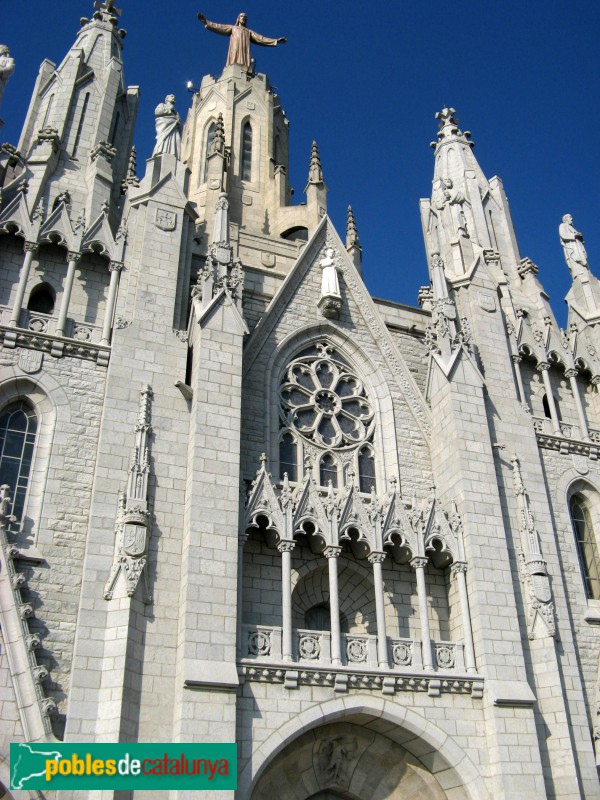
[3,1,599,325]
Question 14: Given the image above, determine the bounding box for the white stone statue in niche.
[0,45,15,115]
[559,214,589,278]
[318,247,342,319]
[152,94,181,159]
[433,177,468,238]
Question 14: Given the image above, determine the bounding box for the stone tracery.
[280,343,374,450]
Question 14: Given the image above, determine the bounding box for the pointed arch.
[201,118,217,185]
[567,481,600,600]
[238,695,489,800]
[241,119,253,182]
[319,452,339,488]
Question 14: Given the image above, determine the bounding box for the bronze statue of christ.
[197,11,286,70]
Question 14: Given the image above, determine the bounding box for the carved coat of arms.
[155,208,177,231]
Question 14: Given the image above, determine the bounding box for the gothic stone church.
[1,4,600,799]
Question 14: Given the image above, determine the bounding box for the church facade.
[1,3,600,799]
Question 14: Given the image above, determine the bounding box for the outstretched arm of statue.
[198,17,233,36]
[250,30,286,47]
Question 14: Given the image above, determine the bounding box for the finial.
[433,106,474,148]
[122,146,139,191]
[101,200,110,216]
[308,140,323,184]
[260,452,267,466]
[213,113,225,155]
[346,206,360,249]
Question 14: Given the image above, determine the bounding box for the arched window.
[241,121,253,182]
[542,393,561,421]
[0,402,38,523]
[320,453,338,488]
[570,495,600,600]
[27,283,55,315]
[202,121,217,184]
[358,446,376,493]
[279,432,297,481]
[72,92,90,158]
[304,602,348,633]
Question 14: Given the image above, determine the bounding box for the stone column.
[278,540,295,662]
[411,556,434,670]
[237,531,249,658]
[368,551,389,668]
[511,355,528,407]
[100,261,123,346]
[565,368,590,441]
[55,251,81,337]
[325,545,342,666]
[451,561,477,673]
[537,362,561,435]
[9,242,38,327]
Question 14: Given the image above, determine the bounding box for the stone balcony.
[532,415,600,458]
[239,624,481,699]
[0,304,109,365]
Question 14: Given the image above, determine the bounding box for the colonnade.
[241,533,477,674]
[7,240,122,346]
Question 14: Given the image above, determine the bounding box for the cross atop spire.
[433,106,474,149]
[93,1,122,22]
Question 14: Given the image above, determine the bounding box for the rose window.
[280,345,374,449]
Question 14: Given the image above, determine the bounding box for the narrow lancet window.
[320,453,338,488]
[570,496,600,600]
[202,122,217,184]
[358,446,376,493]
[72,92,90,158]
[0,402,38,523]
[241,121,253,182]
[279,433,297,481]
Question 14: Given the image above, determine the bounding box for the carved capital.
[67,251,82,264]
[109,260,124,273]
[564,368,578,380]
[277,540,295,554]
[450,561,468,575]
[536,362,550,373]
[368,551,386,565]
[324,545,342,559]
[511,355,522,365]
[24,241,39,254]
[410,556,428,570]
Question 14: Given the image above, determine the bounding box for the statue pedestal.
[318,294,341,319]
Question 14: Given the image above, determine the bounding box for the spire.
[421,105,523,281]
[308,140,324,185]
[17,0,138,221]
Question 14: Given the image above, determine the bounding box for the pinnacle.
[213,113,225,154]
[346,205,360,249]
[308,140,323,184]
[122,145,139,191]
